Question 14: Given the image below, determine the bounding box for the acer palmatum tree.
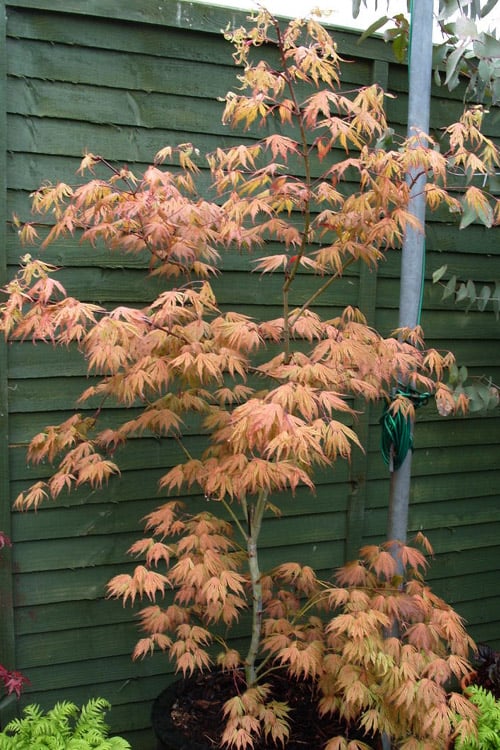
[2,10,499,749]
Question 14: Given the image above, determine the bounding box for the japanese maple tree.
[2,9,499,749]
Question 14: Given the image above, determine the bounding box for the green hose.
[380,386,430,470]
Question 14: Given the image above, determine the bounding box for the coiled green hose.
[380,386,430,470]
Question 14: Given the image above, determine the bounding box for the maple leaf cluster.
[315,536,478,750]
[0,665,30,700]
[2,8,498,749]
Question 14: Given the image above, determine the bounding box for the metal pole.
[387,0,434,544]
[384,9,435,749]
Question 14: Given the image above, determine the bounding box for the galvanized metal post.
[387,0,434,544]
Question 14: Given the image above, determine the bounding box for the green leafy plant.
[432,266,500,319]
[0,698,130,749]
[2,9,499,750]
[455,686,500,750]
[431,267,500,412]
[354,0,500,105]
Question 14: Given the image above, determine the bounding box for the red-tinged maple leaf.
[217,649,242,672]
[74,455,120,488]
[211,313,261,353]
[251,254,290,275]
[202,576,229,604]
[14,481,49,511]
[132,637,157,660]
[139,604,189,634]
[215,385,255,406]
[133,633,172,660]
[346,741,372,750]
[448,691,478,722]
[368,549,398,581]
[0,665,30,698]
[263,134,299,160]
[120,407,184,437]
[281,639,324,679]
[343,680,371,713]
[0,531,12,549]
[422,657,452,685]
[48,471,75,499]
[323,735,348,750]
[335,561,370,588]
[393,540,429,573]
[262,632,293,657]
[257,703,290,747]
[107,565,169,606]
[302,90,346,128]
[143,501,185,537]
[391,679,418,714]
[135,540,174,568]
[416,678,446,713]
[221,724,259,750]
[420,702,452,739]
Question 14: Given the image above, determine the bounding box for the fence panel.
[1,2,499,746]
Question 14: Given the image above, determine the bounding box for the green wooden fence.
[1,1,499,747]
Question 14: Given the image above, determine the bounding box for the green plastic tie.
[380,386,430,471]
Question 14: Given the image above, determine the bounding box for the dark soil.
[152,669,381,750]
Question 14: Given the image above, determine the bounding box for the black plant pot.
[152,679,211,750]
[151,670,381,750]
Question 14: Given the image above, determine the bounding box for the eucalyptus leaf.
[357,15,389,45]
[478,284,492,311]
[476,200,494,228]
[464,385,483,411]
[448,362,459,385]
[480,0,500,18]
[473,31,500,58]
[443,275,457,299]
[391,30,408,63]
[432,264,448,284]
[352,0,362,19]
[471,0,482,18]
[486,172,500,194]
[456,283,469,303]
[438,0,460,22]
[454,16,478,37]
[466,279,477,297]
[445,44,466,88]
[493,296,500,320]
[459,201,478,229]
[488,389,500,409]
[476,382,494,404]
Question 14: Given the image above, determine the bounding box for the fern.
[456,686,500,750]
[0,699,130,750]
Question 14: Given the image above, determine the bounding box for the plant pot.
[151,670,382,750]
[460,670,478,692]
[152,679,209,750]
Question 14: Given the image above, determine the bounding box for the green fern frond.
[74,698,111,739]
[0,699,130,750]
[456,686,500,750]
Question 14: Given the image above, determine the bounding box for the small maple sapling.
[2,10,499,749]
[0,532,29,699]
